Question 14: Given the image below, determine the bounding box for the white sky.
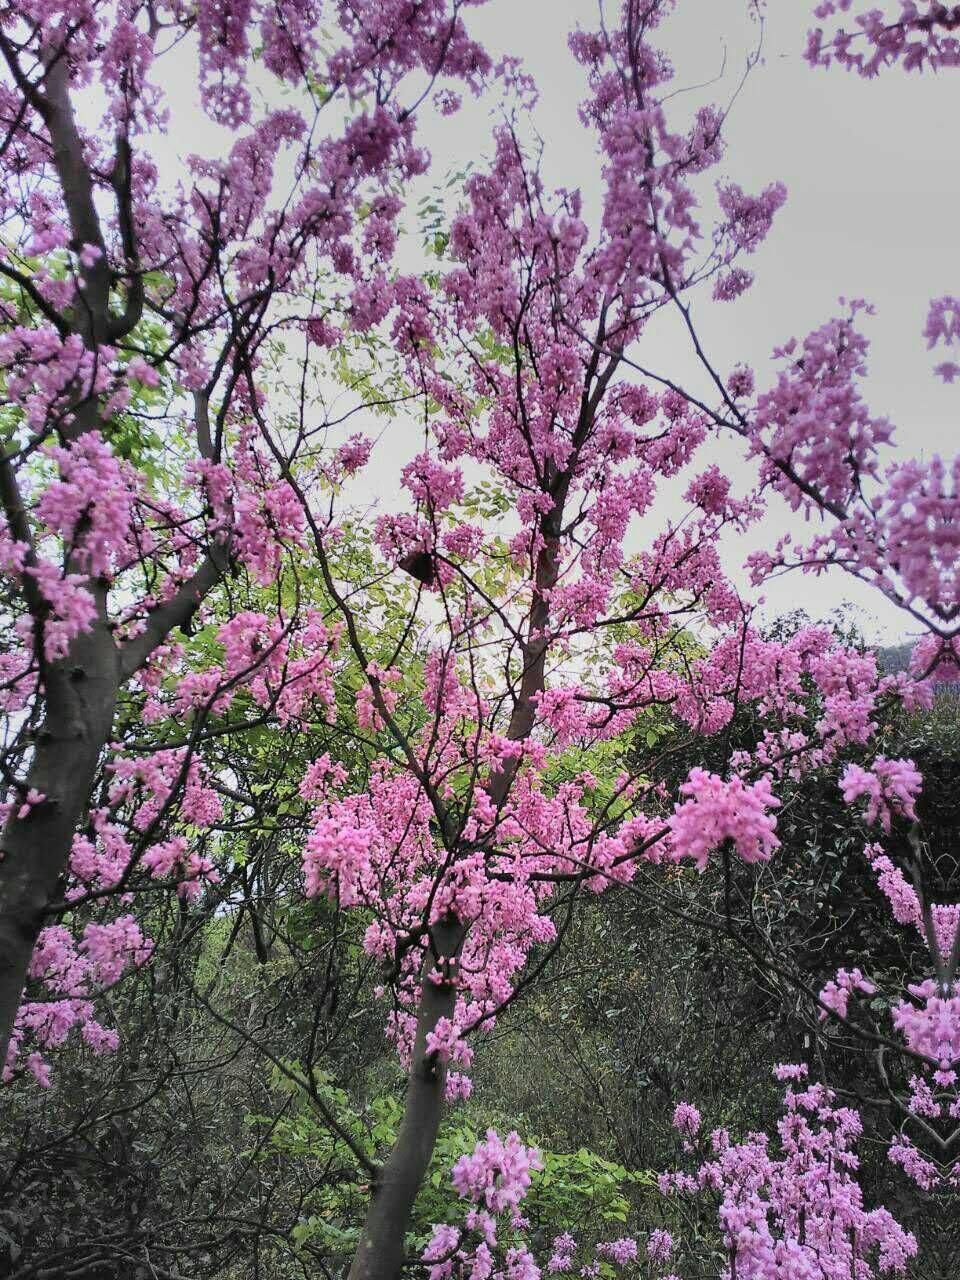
[151,1,958,643]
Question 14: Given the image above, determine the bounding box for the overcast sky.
[158,2,957,644]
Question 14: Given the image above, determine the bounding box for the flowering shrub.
[659,1068,918,1279]
[424,1070,916,1280]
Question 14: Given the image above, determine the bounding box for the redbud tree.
[0,2,957,1279]
[317,6,954,1275]
[0,0,492,1072]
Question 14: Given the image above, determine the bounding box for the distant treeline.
[877,642,958,689]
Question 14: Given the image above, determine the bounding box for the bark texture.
[346,919,466,1280]
[0,595,119,1063]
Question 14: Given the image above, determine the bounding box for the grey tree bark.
[346,917,466,1280]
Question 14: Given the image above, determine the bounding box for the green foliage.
[247,1063,659,1263]
[529,1148,655,1229]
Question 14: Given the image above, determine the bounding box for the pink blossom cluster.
[108,750,223,835]
[595,1238,638,1265]
[645,1230,674,1263]
[546,1233,576,1274]
[888,1136,941,1191]
[808,2,960,76]
[661,1070,918,1278]
[667,770,780,871]
[870,851,923,930]
[910,633,960,683]
[451,1130,543,1215]
[146,609,341,728]
[853,841,960,1184]
[538,620,881,759]
[868,848,959,970]
[750,308,893,511]
[301,738,652,1081]
[924,295,960,382]
[744,305,958,632]
[841,756,923,832]
[4,917,152,1086]
[891,980,960,1080]
[930,903,960,966]
[818,966,877,1020]
[424,1131,542,1280]
[672,1102,702,1137]
[36,431,139,579]
[872,455,960,622]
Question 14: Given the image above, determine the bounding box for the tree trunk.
[344,491,569,1280]
[347,917,465,1280]
[0,595,119,1069]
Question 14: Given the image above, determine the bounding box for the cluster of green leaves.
[246,1061,660,1265]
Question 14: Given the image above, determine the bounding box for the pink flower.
[668,770,780,870]
[596,1238,638,1266]
[818,967,877,1020]
[16,788,45,820]
[673,1101,702,1136]
[450,1130,542,1215]
[646,1229,674,1262]
[78,243,103,268]
[841,756,922,832]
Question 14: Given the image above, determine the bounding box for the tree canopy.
[0,3,957,1279]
